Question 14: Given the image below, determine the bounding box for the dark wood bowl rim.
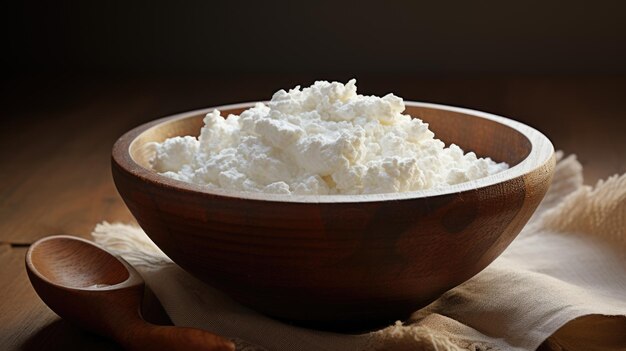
[112,101,554,203]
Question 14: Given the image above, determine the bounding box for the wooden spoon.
[25,235,235,351]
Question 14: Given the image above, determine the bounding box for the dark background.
[4,0,626,76]
[2,0,626,181]
[3,0,625,177]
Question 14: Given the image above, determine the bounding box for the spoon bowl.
[26,235,235,351]
[28,235,131,288]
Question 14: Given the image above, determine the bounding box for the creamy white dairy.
[150,80,508,195]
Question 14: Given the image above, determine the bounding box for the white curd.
[150,80,508,195]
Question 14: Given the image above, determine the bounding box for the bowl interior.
[129,104,531,176]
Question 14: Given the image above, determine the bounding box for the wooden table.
[1,75,624,350]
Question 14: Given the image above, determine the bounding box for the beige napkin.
[93,152,626,351]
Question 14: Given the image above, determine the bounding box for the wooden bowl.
[112,101,554,330]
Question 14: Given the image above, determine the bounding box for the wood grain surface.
[1,75,625,350]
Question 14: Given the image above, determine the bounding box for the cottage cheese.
[150,80,508,195]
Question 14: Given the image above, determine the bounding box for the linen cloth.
[93,153,626,350]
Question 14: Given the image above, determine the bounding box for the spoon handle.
[115,321,235,351]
